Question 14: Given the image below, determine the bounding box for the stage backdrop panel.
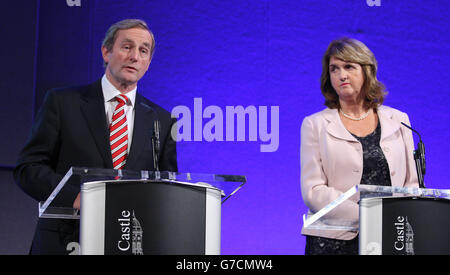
[0,0,39,166]
[1,0,449,254]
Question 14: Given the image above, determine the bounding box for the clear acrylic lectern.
[303,184,450,255]
[39,166,246,219]
[37,167,246,255]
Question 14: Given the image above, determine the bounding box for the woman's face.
[329,56,365,104]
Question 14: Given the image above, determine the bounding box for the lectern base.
[80,180,221,255]
[360,197,450,255]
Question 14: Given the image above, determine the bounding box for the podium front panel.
[80,180,221,255]
[360,197,450,255]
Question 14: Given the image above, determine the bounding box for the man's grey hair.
[102,19,156,67]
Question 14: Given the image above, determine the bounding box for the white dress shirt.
[101,74,136,153]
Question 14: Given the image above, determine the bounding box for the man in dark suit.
[13,19,177,254]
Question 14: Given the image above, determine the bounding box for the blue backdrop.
[4,0,450,254]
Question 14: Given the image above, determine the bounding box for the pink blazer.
[300,106,419,240]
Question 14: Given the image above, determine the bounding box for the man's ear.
[101,46,110,64]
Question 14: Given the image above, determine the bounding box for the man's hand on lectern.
[73,192,81,210]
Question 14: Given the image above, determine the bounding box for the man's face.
[102,27,153,91]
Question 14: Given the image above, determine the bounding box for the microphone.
[152,119,161,171]
[401,122,426,188]
[141,102,161,172]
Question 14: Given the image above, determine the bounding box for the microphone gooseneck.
[401,122,426,188]
[152,119,161,171]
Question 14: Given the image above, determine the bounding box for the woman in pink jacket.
[300,38,419,255]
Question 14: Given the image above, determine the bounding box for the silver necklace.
[340,108,371,121]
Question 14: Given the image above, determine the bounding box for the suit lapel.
[125,93,156,170]
[377,106,400,142]
[323,108,358,142]
[80,80,114,168]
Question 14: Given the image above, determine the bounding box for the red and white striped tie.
[110,94,129,170]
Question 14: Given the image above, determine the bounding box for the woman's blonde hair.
[320,37,386,109]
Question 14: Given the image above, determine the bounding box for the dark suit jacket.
[13,79,177,254]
